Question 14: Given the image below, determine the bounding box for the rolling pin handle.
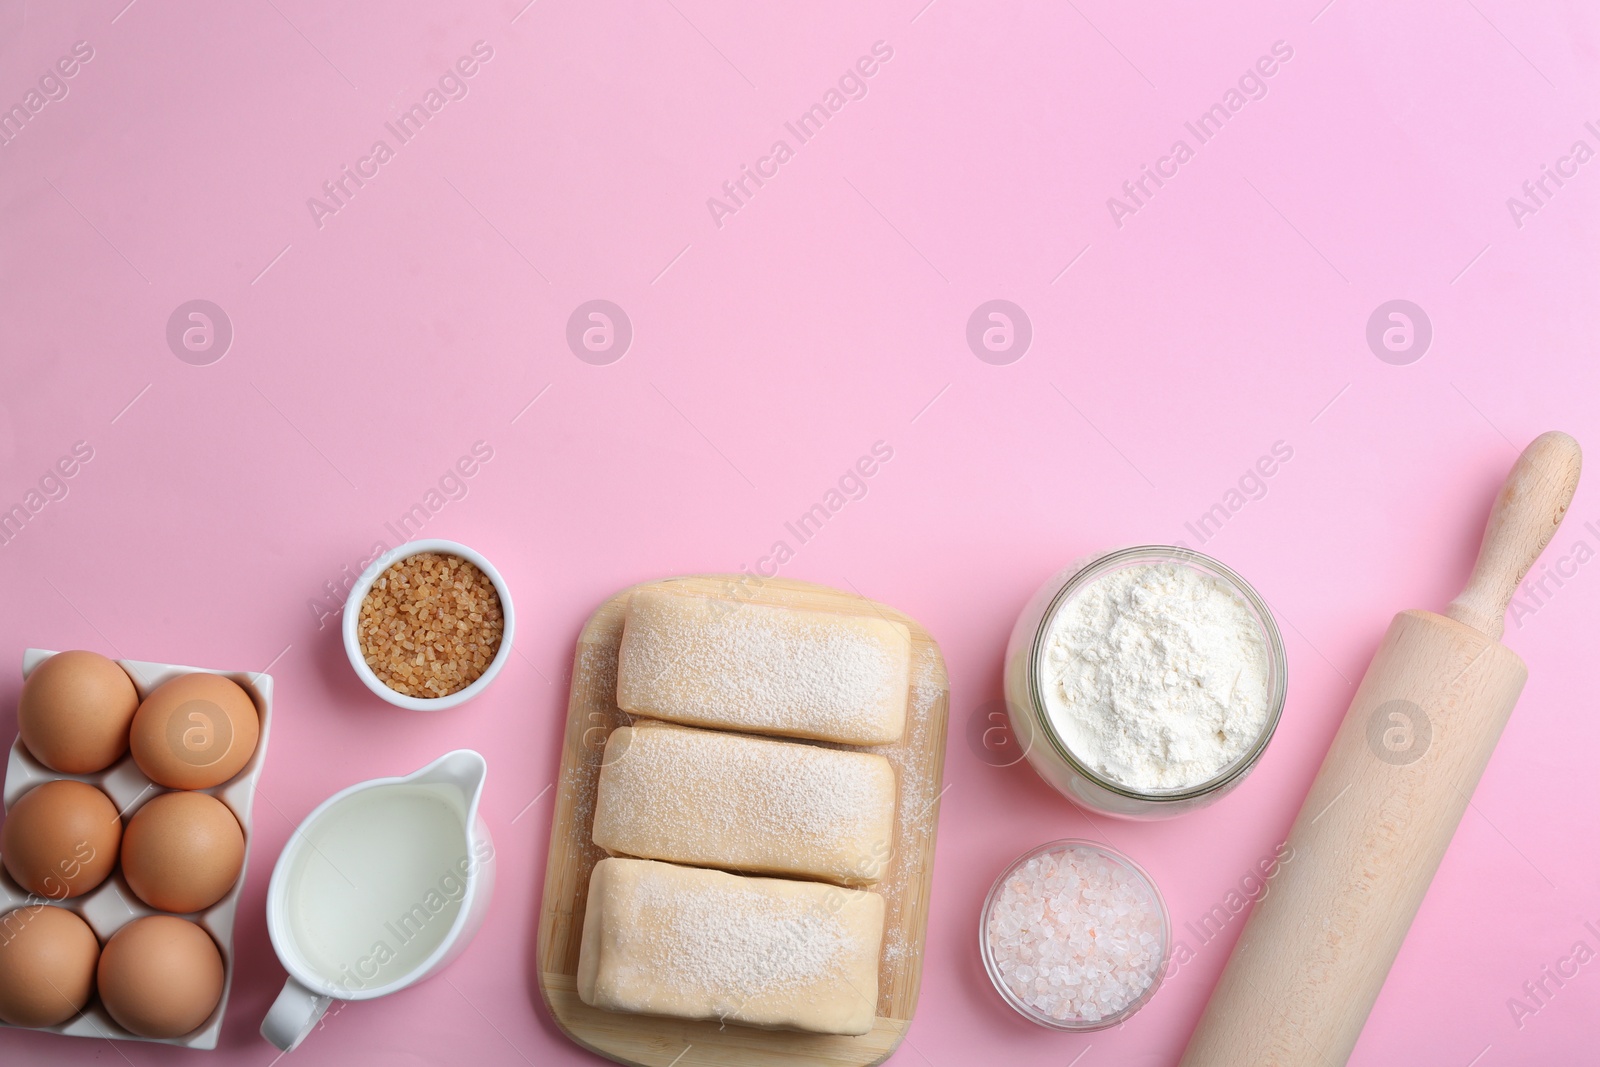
[1446,431,1582,640]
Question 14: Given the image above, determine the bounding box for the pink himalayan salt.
[986,846,1164,1023]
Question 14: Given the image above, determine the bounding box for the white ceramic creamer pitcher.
[261,750,495,1052]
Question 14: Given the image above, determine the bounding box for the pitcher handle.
[261,977,332,1052]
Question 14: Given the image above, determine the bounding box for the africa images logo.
[705,41,894,229]
[966,301,1032,365]
[1105,41,1295,228]
[166,300,233,366]
[1366,699,1431,766]
[0,40,94,150]
[566,301,633,365]
[165,700,234,768]
[305,42,495,229]
[1365,300,1431,366]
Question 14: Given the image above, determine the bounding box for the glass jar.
[1002,545,1286,818]
[979,839,1170,1030]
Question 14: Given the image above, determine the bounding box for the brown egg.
[96,915,223,1038]
[121,792,244,914]
[0,905,99,1027]
[129,674,259,790]
[18,650,140,774]
[0,780,121,899]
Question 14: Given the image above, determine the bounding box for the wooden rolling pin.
[1181,431,1582,1066]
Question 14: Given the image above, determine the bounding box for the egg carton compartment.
[0,649,274,1050]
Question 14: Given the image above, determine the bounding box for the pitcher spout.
[406,749,488,808]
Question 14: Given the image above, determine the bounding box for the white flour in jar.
[1040,561,1272,792]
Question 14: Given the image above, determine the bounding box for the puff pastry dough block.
[577,857,885,1035]
[615,587,911,745]
[593,721,897,885]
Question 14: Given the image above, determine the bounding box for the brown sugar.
[357,552,504,698]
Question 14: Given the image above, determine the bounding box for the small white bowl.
[342,539,515,711]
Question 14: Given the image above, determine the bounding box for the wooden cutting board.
[536,575,950,1067]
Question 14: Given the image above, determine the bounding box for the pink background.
[2,0,1598,1064]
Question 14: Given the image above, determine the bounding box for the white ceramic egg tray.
[0,649,274,1050]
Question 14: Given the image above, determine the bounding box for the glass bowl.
[1001,545,1287,818]
[980,839,1170,1030]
